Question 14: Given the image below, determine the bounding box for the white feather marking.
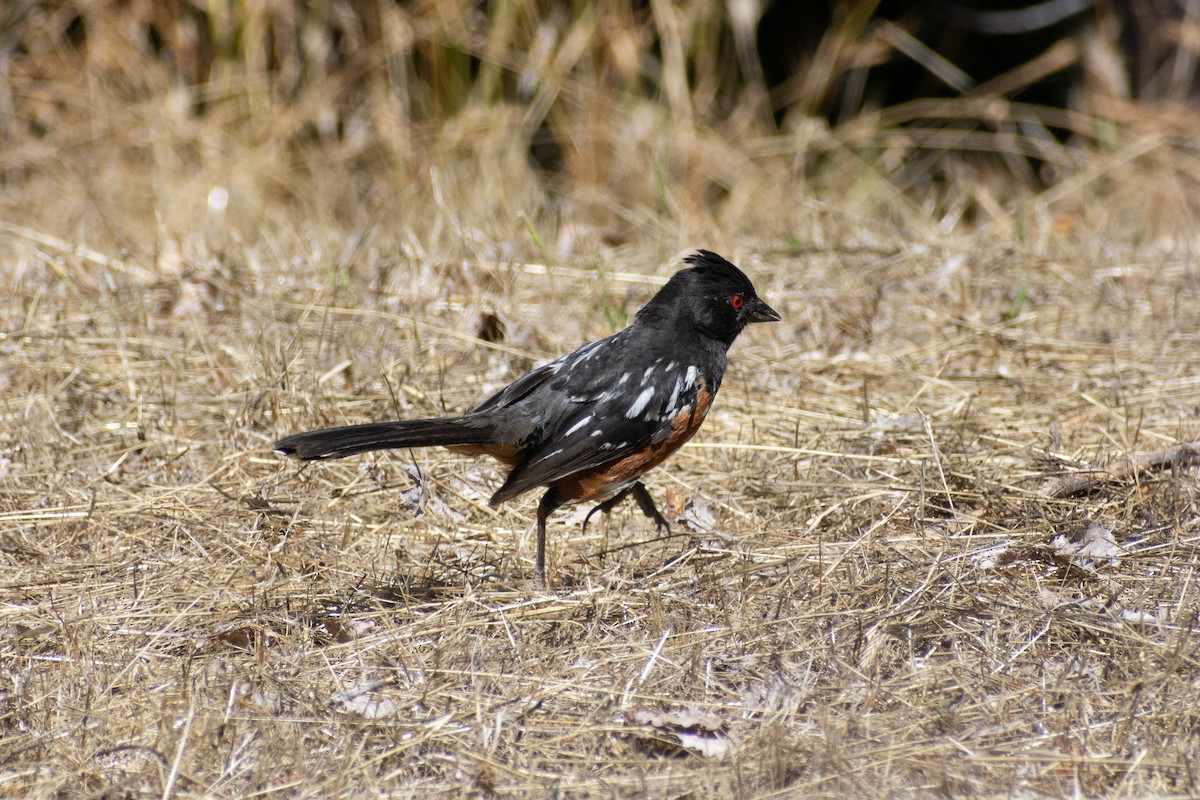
[684,365,699,388]
[643,366,655,380]
[625,387,655,418]
[539,447,565,462]
[564,415,593,437]
[666,379,684,414]
[572,341,603,363]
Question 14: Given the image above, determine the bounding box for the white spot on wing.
[666,379,684,414]
[625,387,655,418]
[643,366,655,380]
[618,372,631,385]
[564,415,593,437]
[684,365,699,388]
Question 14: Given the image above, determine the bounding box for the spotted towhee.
[276,250,779,583]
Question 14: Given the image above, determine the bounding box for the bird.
[275,250,780,584]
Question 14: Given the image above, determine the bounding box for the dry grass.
[5,3,1200,798]
[6,208,1200,798]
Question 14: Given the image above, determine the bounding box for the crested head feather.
[681,249,754,286]
[634,250,770,345]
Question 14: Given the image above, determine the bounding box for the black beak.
[748,297,781,323]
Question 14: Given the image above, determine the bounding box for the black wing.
[490,358,710,503]
[470,329,632,415]
[470,360,560,415]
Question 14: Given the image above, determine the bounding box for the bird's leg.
[581,481,671,535]
[581,486,634,534]
[535,489,565,586]
[628,481,670,532]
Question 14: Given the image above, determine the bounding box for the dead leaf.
[631,707,740,758]
[205,620,276,650]
[663,489,716,532]
[338,694,397,720]
[1121,609,1158,625]
[1052,520,1122,568]
[679,495,716,533]
[323,616,377,642]
[400,464,428,516]
[664,486,687,517]
[476,312,506,343]
[332,677,396,719]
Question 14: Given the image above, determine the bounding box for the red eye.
[730,294,744,309]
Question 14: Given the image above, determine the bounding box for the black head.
[637,250,780,345]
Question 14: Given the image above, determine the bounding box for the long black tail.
[275,416,497,461]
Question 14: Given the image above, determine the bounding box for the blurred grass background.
[3,0,1197,260]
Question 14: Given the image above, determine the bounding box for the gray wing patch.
[470,360,560,414]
